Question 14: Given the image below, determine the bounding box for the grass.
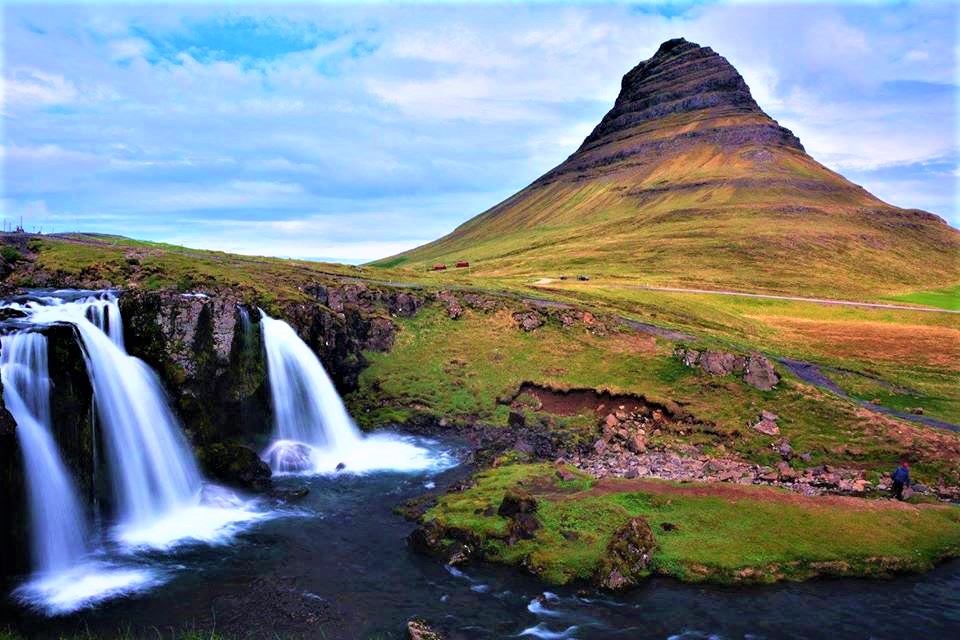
[350,302,960,484]
[424,463,960,585]
[885,285,960,311]
[18,234,364,309]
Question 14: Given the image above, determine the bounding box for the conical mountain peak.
[384,39,958,298]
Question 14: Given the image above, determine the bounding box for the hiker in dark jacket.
[891,461,911,500]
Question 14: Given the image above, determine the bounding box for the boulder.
[513,311,544,332]
[498,488,538,517]
[508,411,526,429]
[200,443,272,490]
[262,441,314,474]
[699,350,747,376]
[595,517,657,590]
[407,522,444,555]
[744,352,780,390]
[390,292,421,318]
[509,512,542,541]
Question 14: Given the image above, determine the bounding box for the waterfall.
[9,292,261,548]
[1,332,89,574]
[30,297,202,532]
[259,312,451,475]
[261,313,361,449]
[1,329,158,615]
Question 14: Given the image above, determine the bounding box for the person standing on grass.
[891,460,911,500]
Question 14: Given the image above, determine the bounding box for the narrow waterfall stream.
[259,311,453,474]
[1,333,89,574]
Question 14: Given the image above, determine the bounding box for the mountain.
[376,38,959,297]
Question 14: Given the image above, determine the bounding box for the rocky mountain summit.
[539,37,804,185]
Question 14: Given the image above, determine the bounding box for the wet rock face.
[596,516,657,590]
[407,617,445,640]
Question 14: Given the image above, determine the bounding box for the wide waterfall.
[1,332,89,574]
[259,312,452,474]
[6,292,263,549]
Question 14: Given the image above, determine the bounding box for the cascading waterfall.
[5,292,263,549]
[259,311,452,474]
[28,295,203,537]
[1,329,156,615]
[1,332,89,575]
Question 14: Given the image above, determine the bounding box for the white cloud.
[3,69,78,107]
[109,38,152,62]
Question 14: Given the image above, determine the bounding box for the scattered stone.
[436,291,463,320]
[605,413,620,428]
[408,617,445,640]
[753,414,780,436]
[911,407,924,415]
[775,439,793,460]
[776,461,798,481]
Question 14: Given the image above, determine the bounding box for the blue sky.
[2,1,956,262]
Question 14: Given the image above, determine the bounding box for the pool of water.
[2,436,959,639]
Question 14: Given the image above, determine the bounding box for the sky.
[1,1,957,262]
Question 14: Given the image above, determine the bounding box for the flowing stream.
[259,311,444,475]
[2,457,958,638]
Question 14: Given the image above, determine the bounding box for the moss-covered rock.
[197,443,271,491]
[595,516,657,590]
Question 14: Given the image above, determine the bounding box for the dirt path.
[623,285,959,314]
